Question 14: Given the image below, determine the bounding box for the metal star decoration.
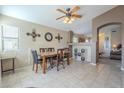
[26,28,41,41]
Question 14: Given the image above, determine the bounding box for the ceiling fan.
[56,6,82,24]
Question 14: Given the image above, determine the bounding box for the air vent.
[112,31,116,32]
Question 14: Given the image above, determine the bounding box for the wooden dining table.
[40,51,70,74]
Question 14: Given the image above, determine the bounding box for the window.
[73,36,78,43]
[1,25,19,51]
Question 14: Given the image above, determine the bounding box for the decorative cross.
[55,33,63,43]
[26,28,41,41]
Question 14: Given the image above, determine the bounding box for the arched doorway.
[96,22,122,64]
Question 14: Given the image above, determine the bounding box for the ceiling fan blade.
[57,9,67,14]
[72,14,82,18]
[70,6,80,13]
[56,16,66,20]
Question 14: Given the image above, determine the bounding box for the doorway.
[97,23,122,64]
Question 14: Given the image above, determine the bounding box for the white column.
[0,59,1,86]
[121,46,124,70]
[91,42,97,65]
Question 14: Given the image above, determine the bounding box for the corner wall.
[92,6,124,69]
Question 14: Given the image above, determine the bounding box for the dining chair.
[39,48,55,70]
[56,49,65,71]
[63,48,70,60]
[39,48,47,53]
[47,48,56,69]
[47,48,55,52]
[31,50,42,73]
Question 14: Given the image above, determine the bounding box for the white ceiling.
[0,5,117,34]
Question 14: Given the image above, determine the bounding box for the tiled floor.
[1,58,124,88]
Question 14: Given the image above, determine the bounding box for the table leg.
[0,59,3,76]
[13,58,15,73]
[42,56,46,74]
[35,64,38,73]
[67,53,70,65]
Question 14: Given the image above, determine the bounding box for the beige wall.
[92,6,124,69]
[99,33,105,53]
[0,14,69,70]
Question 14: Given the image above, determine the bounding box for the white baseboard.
[121,67,124,71]
[90,62,96,66]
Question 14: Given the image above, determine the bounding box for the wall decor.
[55,33,63,43]
[45,32,53,42]
[26,28,40,41]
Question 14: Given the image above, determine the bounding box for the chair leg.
[51,58,54,68]
[49,58,53,69]
[62,61,65,69]
[57,62,59,71]
[32,63,34,71]
[40,62,42,69]
[35,64,38,73]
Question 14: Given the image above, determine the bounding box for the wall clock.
[45,32,53,41]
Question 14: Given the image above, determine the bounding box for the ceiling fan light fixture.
[66,8,71,12]
[56,6,82,24]
[68,20,72,24]
[64,17,70,21]
[63,19,72,24]
[63,20,68,24]
[70,17,75,21]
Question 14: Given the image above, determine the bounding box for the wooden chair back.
[39,48,47,53]
[57,49,64,60]
[48,48,55,52]
[63,48,69,58]
[63,48,69,52]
